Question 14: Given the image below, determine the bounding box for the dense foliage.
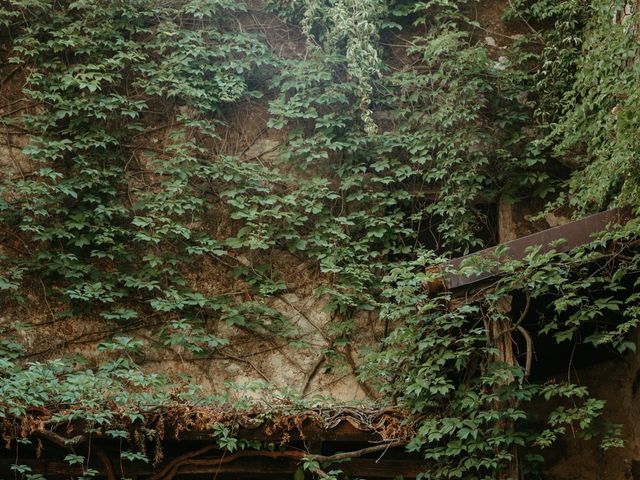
[0,0,638,478]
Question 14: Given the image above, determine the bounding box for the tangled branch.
[150,440,407,480]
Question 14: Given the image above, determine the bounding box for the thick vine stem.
[341,345,379,400]
[309,466,332,478]
[149,444,220,480]
[95,449,116,480]
[149,440,407,480]
[302,354,326,396]
[512,291,531,331]
[495,291,531,338]
[516,325,533,382]
[34,430,87,448]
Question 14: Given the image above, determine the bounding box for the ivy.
[361,224,639,478]
[506,0,640,212]
[0,0,639,478]
[0,0,274,337]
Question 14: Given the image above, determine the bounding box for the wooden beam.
[497,196,517,243]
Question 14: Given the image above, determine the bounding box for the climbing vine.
[0,0,639,478]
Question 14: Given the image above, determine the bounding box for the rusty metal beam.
[444,207,633,290]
